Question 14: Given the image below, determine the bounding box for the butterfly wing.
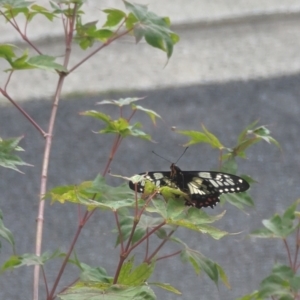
[179,171,250,208]
[129,168,250,209]
[129,171,178,193]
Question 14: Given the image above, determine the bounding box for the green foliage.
[0,136,32,172]
[58,284,156,300]
[47,175,136,211]
[0,209,14,251]
[81,97,161,141]
[1,249,63,272]
[239,200,300,299]
[251,201,298,239]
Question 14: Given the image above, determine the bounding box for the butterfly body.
[129,163,250,209]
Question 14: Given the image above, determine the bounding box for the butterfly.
[129,163,250,208]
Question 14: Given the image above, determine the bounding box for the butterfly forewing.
[129,164,250,209]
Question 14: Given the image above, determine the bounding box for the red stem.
[146,229,176,263]
[114,211,124,253]
[68,28,133,74]
[156,250,182,262]
[0,88,46,137]
[283,238,293,268]
[47,212,87,300]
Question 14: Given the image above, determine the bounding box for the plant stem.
[146,229,176,263]
[283,238,293,268]
[47,212,87,300]
[33,4,78,299]
[156,250,182,262]
[0,89,46,137]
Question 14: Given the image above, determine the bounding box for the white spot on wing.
[153,173,164,179]
[209,180,219,188]
[198,172,212,178]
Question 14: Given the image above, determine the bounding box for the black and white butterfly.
[129,163,250,209]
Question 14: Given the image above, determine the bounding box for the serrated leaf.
[2,253,43,272]
[0,136,32,173]
[176,128,224,149]
[256,264,296,299]
[118,258,155,285]
[221,192,254,210]
[102,8,126,27]
[58,284,156,300]
[123,0,179,58]
[0,209,15,249]
[180,247,228,287]
[149,199,227,239]
[150,282,181,294]
[132,105,161,125]
[27,55,67,72]
[251,202,298,239]
[97,97,144,107]
[80,264,112,283]
[81,110,152,140]
[0,44,16,61]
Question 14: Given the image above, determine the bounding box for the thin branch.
[128,222,166,254]
[144,228,149,261]
[4,70,13,92]
[68,28,133,74]
[146,229,176,263]
[113,255,126,284]
[47,213,87,300]
[114,211,124,253]
[0,10,18,30]
[156,250,182,262]
[54,277,79,299]
[41,266,49,298]
[102,135,122,176]
[0,88,46,137]
[283,238,293,268]
[33,4,78,300]
[293,221,300,271]
[124,220,138,253]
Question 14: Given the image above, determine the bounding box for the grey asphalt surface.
[1,73,300,299]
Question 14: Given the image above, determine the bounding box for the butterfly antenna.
[175,147,189,164]
[151,151,172,163]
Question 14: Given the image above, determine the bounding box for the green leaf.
[256,264,296,299]
[0,136,32,173]
[180,247,229,287]
[1,249,66,272]
[131,105,161,125]
[47,175,136,211]
[0,209,15,250]
[27,55,68,72]
[150,282,181,295]
[124,1,179,58]
[102,8,126,27]
[118,257,155,285]
[80,264,112,283]
[220,158,237,174]
[221,192,254,210]
[177,126,224,149]
[251,202,298,239]
[97,97,145,107]
[81,110,152,141]
[0,44,16,61]
[149,199,227,239]
[27,4,54,22]
[0,0,30,19]
[58,284,156,300]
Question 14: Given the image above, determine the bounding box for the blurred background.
[1,1,300,299]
